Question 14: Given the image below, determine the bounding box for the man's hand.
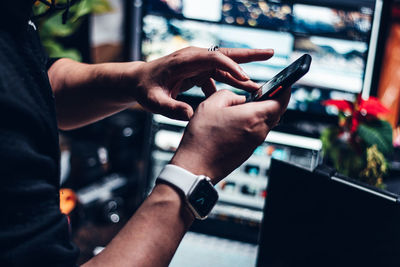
[83,88,290,267]
[170,88,290,184]
[131,46,274,120]
[49,47,273,130]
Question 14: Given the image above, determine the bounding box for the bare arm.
[48,46,285,266]
[48,59,144,130]
[48,47,273,130]
[82,89,290,267]
[82,183,195,267]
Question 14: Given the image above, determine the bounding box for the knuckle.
[146,90,157,101]
[241,118,258,136]
[219,89,231,96]
[218,70,229,79]
[168,53,181,67]
[241,115,268,143]
[254,109,266,120]
[146,93,162,111]
[209,51,221,64]
[198,101,208,111]
[170,48,192,64]
[224,48,232,58]
[151,94,163,108]
[247,116,260,128]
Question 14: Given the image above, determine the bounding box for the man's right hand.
[170,88,290,184]
[83,88,290,267]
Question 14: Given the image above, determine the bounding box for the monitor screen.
[138,0,387,116]
[257,159,400,267]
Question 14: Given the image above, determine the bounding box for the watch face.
[188,179,218,219]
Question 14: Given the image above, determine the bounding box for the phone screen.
[246,54,311,102]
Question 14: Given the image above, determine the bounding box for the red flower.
[323,95,390,134]
[358,97,390,117]
[322,99,353,113]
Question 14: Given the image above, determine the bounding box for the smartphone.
[246,54,312,102]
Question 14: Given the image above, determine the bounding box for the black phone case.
[246,54,312,102]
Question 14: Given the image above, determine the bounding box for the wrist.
[157,164,219,219]
[120,61,148,102]
[152,183,196,222]
[170,152,218,185]
[93,61,146,105]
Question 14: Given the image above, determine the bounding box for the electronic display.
[292,4,372,41]
[142,15,293,82]
[257,159,400,267]
[140,0,384,115]
[247,54,311,102]
[188,179,219,219]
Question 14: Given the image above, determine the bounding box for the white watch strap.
[157,164,198,195]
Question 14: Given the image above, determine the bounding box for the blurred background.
[33,0,400,265]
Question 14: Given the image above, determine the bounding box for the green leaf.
[42,40,82,61]
[91,0,113,14]
[33,4,50,16]
[41,12,82,37]
[69,0,112,22]
[321,127,337,153]
[357,120,393,155]
[34,0,113,62]
[69,0,93,22]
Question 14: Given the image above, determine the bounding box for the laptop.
[257,159,400,267]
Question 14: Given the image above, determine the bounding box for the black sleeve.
[0,32,80,265]
[0,93,80,266]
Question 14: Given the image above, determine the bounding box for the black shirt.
[0,2,79,266]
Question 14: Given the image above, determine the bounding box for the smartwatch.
[156,164,219,220]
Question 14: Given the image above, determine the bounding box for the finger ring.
[208,45,219,52]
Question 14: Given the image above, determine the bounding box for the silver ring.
[208,45,219,52]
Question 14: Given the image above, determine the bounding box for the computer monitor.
[133,0,392,117]
[257,159,400,267]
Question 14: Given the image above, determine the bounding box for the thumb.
[206,89,246,107]
[154,93,194,121]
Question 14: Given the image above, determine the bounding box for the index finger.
[174,49,251,81]
[218,48,274,64]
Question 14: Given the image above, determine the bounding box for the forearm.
[79,86,289,266]
[82,183,194,267]
[48,58,144,130]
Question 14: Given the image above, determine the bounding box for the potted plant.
[321,95,392,188]
[33,0,112,61]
